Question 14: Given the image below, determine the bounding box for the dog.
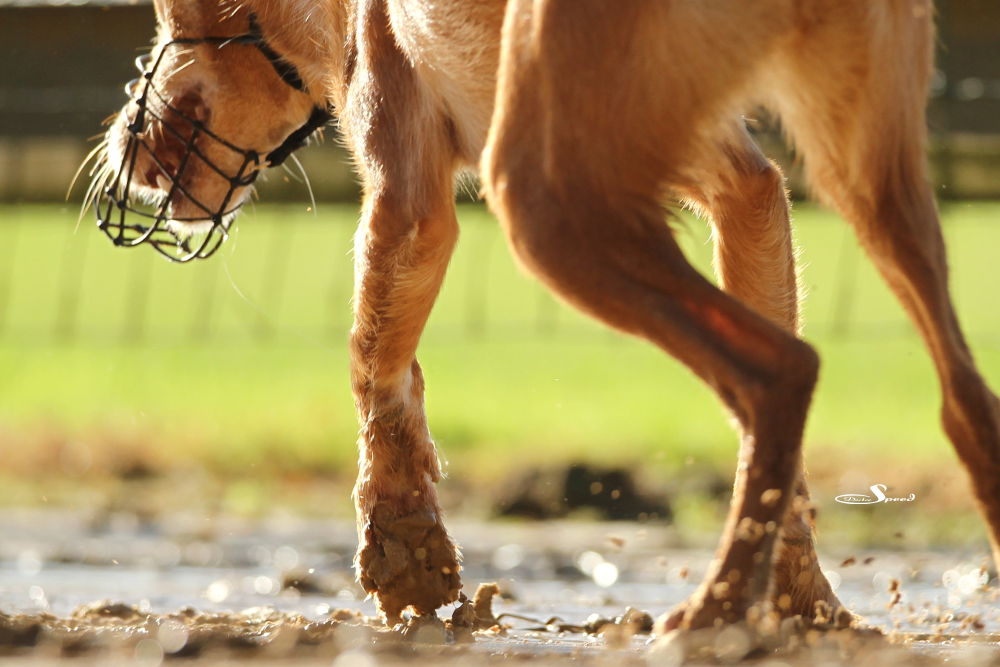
[91,0,1000,631]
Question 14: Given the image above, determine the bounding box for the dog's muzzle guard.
[95,17,332,262]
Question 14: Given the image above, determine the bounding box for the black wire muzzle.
[95,16,332,262]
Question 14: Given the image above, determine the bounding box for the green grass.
[1,201,1000,505]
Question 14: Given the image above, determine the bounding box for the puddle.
[2,509,999,663]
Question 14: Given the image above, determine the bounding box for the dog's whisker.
[78,164,111,231]
[67,141,107,202]
[80,152,110,211]
[285,153,317,215]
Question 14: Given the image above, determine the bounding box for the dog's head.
[92,1,330,260]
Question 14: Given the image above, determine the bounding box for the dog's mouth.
[96,77,263,262]
[91,17,332,263]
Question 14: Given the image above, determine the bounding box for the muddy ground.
[2,509,1000,665]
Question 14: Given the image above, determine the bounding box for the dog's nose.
[135,53,152,74]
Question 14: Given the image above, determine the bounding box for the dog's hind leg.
[773,1,1000,570]
[676,125,842,620]
[485,1,815,629]
[345,0,462,624]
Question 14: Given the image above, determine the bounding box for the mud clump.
[450,582,502,635]
[0,589,508,661]
[0,603,405,660]
[0,598,964,665]
[0,612,43,648]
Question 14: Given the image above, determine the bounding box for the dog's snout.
[143,162,177,193]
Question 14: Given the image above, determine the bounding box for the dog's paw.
[356,501,461,624]
[649,623,761,663]
[654,588,743,632]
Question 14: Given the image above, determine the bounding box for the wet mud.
[3,510,1000,664]
[0,586,501,662]
[2,592,994,665]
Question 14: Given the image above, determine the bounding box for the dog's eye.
[135,53,152,74]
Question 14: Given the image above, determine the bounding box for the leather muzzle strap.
[245,13,334,167]
[265,106,334,167]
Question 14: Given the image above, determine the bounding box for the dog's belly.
[388,0,507,164]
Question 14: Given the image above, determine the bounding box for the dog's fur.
[100,0,1000,630]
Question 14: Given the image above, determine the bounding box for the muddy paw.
[357,502,461,623]
[650,623,761,663]
[653,604,686,635]
[654,586,744,633]
[656,589,854,636]
[771,557,848,623]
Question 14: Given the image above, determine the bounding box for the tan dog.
[93,0,1000,631]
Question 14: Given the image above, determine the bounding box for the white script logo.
[835,483,916,505]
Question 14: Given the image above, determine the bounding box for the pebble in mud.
[616,607,654,634]
[593,608,655,650]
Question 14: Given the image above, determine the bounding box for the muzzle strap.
[266,106,334,167]
[248,14,308,92]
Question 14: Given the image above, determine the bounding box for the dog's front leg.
[345,2,462,623]
[350,190,461,624]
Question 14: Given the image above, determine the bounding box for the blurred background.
[1,0,1000,553]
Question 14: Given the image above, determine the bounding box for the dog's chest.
[387,0,506,158]
[388,0,503,71]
